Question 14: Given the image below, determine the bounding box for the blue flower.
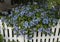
[13,30,16,34]
[20,10,25,17]
[44,28,51,34]
[38,28,43,32]
[13,24,19,31]
[15,9,19,13]
[13,15,18,20]
[41,12,47,18]
[29,21,35,26]
[26,12,34,17]
[33,18,40,25]
[29,18,40,27]
[26,7,31,10]
[14,7,19,12]
[14,26,19,31]
[1,17,5,22]
[42,18,49,24]
[33,11,36,13]
[35,9,40,12]
[20,30,25,35]
[19,29,27,35]
[23,21,29,28]
[51,7,57,11]
[53,19,58,24]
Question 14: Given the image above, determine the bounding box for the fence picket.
[0,20,60,42]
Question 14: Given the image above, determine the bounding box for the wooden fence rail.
[0,19,60,42]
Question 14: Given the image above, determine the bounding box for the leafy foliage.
[0,1,60,40]
[0,34,3,42]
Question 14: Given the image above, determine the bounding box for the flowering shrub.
[1,2,60,39]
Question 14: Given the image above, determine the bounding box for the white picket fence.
[0,19,60,42]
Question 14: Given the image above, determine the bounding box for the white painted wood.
[38,32,41,42]
[33,32,36,42]
[46,38,49,42]
[0,20,3,35]
[25,35,28,42]
[0,19,60,42]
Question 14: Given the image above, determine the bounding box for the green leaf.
[0,34,3,42]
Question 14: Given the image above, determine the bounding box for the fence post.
[18,35,24,42]
[0,20,3,35]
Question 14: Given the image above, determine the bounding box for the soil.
[0,2,18,12]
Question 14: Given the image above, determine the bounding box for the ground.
[0,2,18,12]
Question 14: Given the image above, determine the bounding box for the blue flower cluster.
[1,3,59,39]
[42,18,49,24]
[38,28,51,34]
